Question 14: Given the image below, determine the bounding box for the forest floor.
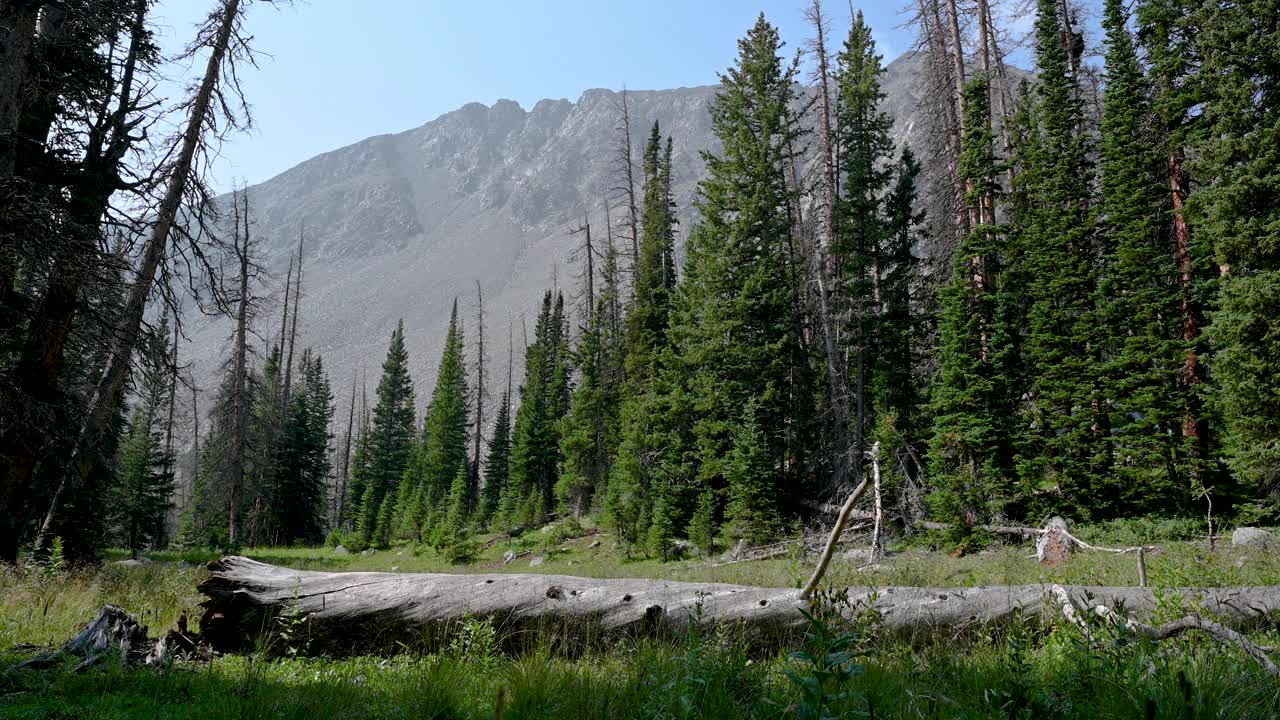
[3,518,1279,718]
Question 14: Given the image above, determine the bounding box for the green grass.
[4,522,1280,718]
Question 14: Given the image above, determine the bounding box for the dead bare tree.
[469,279,487,513]
[611,89,640,279]
[34,0,262,554]
[803,0,855,499]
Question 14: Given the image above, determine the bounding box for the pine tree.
[607,123,679,545]
[110,320,176,556]
[1016,0,1108,515]
[267,350,333,544]
[478,389,512,524]
[559,233,624,517]
[1193,0,1280,511]
[503,292,568,528]
[360,321,416,538]
[929,73,1020,524]
[722,402,778,545]
[654,14,814,545]
[404,301,469,542]
[1098,0,1186,514]
[834,10,897,458]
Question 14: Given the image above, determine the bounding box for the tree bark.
[198,557,1280,654]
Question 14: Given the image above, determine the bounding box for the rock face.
[184,54,938,422]
[1231,527,1278,550]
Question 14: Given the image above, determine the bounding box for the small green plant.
[273,583,312,658]
[783,590,869,720]
[448,615,497,668]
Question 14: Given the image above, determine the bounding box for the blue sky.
[152,1,917,190]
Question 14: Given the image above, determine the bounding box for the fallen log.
[198,556,1280,654]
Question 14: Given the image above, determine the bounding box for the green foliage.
[502,292,570,530]
[653,14,814,547]
[362,321,417,534]
[402,301,470,542]
[928,73,1019,526]
[110,320,176,556]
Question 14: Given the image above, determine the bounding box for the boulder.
[529,555,545,567]
[112,557,151,568]
[1231,527,1278,550]
[333,545,349,556]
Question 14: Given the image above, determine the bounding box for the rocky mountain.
[185,52,932,417]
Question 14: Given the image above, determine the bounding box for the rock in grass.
[333,545,349,555]
[529,555,545,567]
[1231,527,1278,550]
[113,557,151,567]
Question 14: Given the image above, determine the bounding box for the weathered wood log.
[17,605,204,671]
[198,556,1280,654]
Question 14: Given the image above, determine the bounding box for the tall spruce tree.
[1194,0,1280,512]
[478,389,512,524]
[1098,0,1187,514]
[405,300,470,543]
[834,10,897,461]
[1016,0,1108,516]
[607,124,679,547]
[356,321,415,544]
[559,234,624,517]
[267,349,333,545]
[502,292,569,528]
[929,74,1020,525]
[654,14,814,548]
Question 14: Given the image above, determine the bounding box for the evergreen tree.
[929,74,1020,524]
[1016,0,1108,515]
[1194,0,1280,511]
[834,11,897,455]
[559,235,624,517]
[502,292,569,528]
[722,402,778,545]
[654,14,814,545]
[357,321,415,541]
[267,350,333,544]
[478,389,512,524]
[403,301,469,542]
[607,122,679,545]
[109,320,176,556]
[1098,0,1187,514]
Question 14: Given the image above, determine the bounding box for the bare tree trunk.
[870,442,885,563]
[228,189,250,546]
[0,0,39,178]
[189,379,200,514]
[281,226,303,411]
[615,90,640,277]
[336,374,356,527]
[277,254,293,354]
[470,280,485,513]
[1168,151,1203,446]
[199,557,1280,654]
[804,0,854,498]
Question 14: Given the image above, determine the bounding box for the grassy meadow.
[3,519,1279,719]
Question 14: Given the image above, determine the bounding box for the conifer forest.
[3,0,1280,717]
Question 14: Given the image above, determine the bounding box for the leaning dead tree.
[198,556,1280,656]
[34,0,259,554]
